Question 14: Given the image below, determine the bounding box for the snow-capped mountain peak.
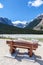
[12,21,28,28]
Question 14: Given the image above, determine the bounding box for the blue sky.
[0,0,43,24]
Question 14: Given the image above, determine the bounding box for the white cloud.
[0,3,4,8]
[28,0,43,7]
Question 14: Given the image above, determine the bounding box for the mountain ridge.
[0,14,43,34]
[25,14,43,30]
[0,17,13,25]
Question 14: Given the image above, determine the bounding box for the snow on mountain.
[12,21,28,28]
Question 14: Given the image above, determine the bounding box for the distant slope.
[25,18,42,29]
[0,22,23,34]
[34,19,43,30]
[25,14,43,31]
[0,17,13,25]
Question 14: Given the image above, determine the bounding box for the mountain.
[0,17,13,25]
[0,18,24,34]
[25,14,43,31]
[0,17,22,34]
[0,21,24,34]
[33,14,43,30]
[0,14,43,34]
[13,23,26,28]
[12,21,28,28]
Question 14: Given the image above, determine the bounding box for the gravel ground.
[0,39,43,65]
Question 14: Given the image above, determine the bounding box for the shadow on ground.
[11,51,43,65]
[5,50,43,65]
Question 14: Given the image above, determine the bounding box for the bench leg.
[9,47,16,54]
[28,47,33,57]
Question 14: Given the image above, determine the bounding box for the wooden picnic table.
[6,40,38,57]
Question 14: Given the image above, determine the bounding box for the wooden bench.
[6,40,38,57]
